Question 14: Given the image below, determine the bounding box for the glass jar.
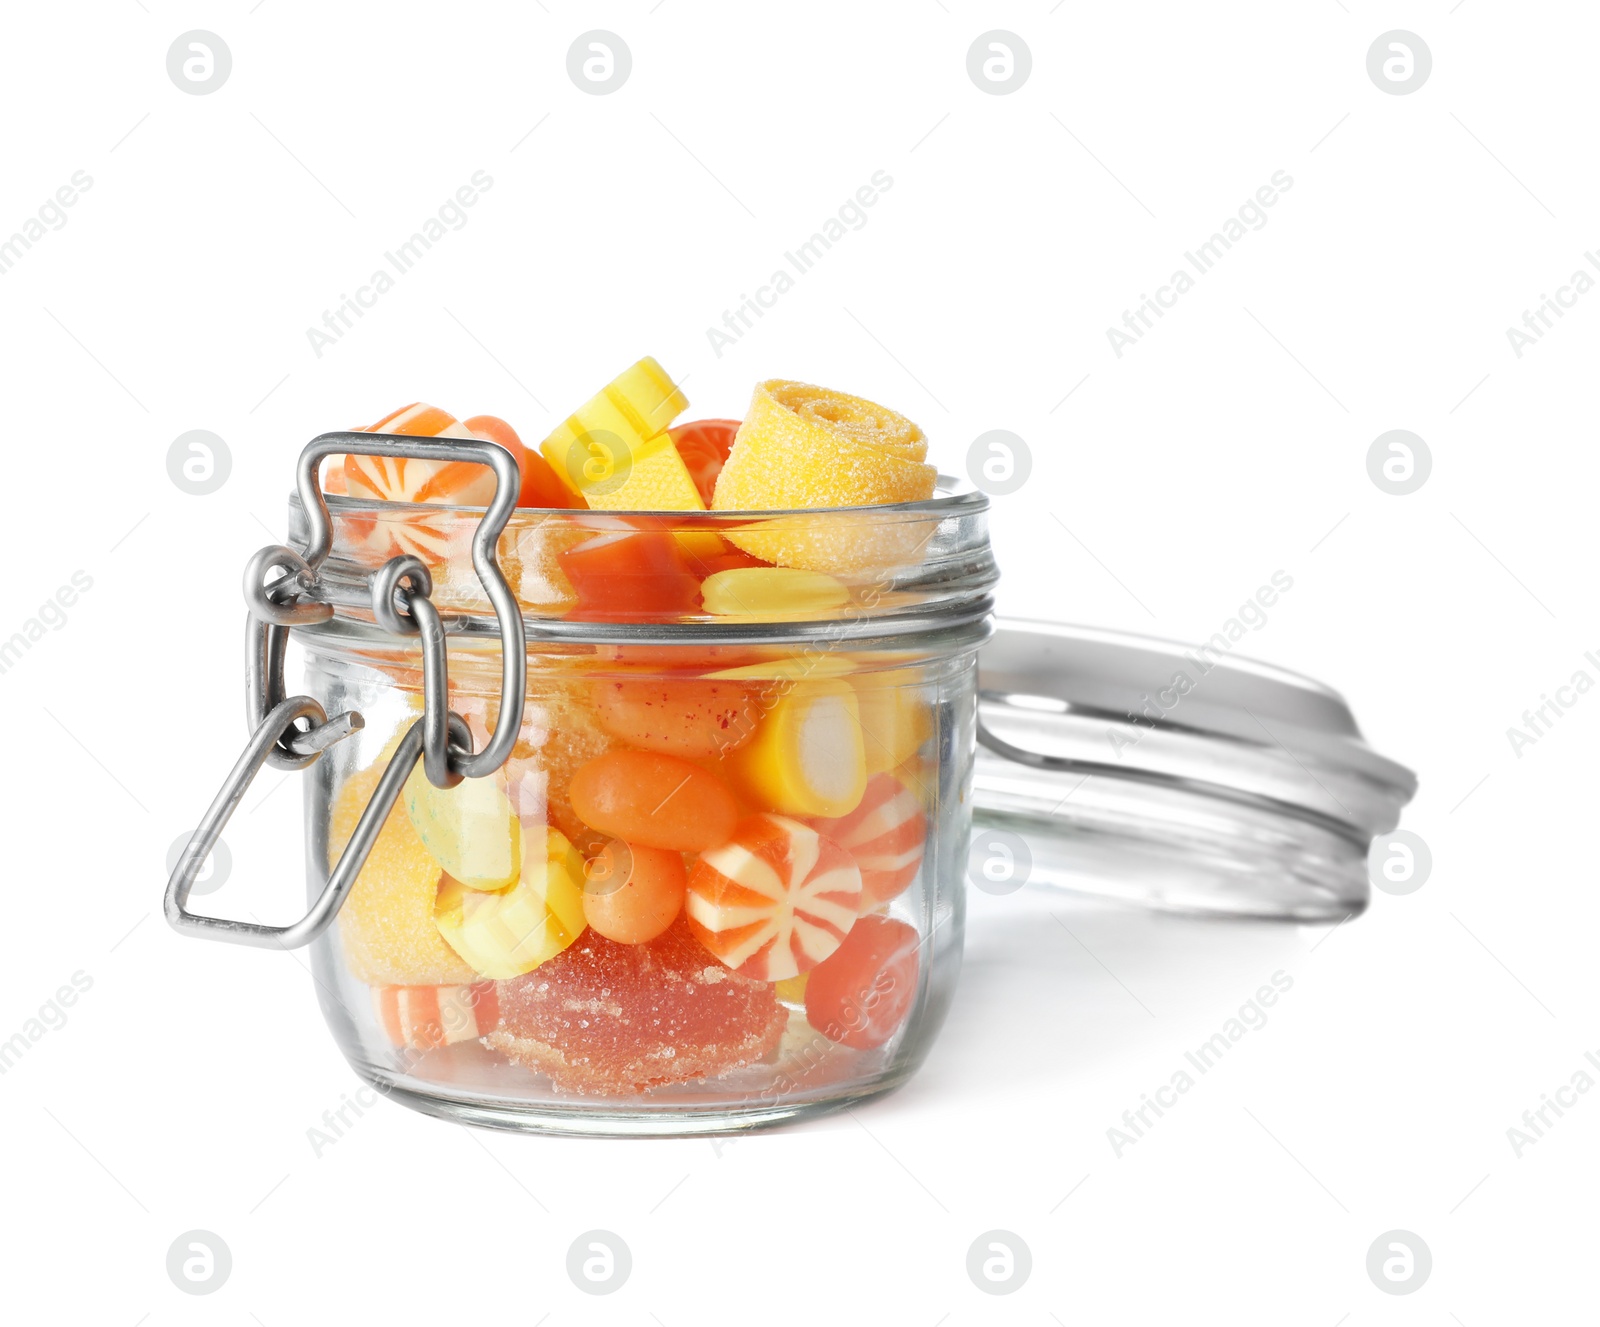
[169,431,997,1136]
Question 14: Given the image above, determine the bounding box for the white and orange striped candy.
[343,404,495,561]
[686,814,862,981]
[371,981,499,1050]
[808,773,926,909]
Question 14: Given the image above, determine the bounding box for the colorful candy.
[463,414,583,510]
[581,840,686,945]
[404,766,523,892]
[710,381,938,572]
[372,981,500,1050]
[569,750,739,852]
[853,676,932,774]
[700,567,849,617]
[725,677,866,818]
[804,914,919,1050]
[558,526,703,622]
[433,828,588,979]
[538,358,697,511]
[808,773,926,908]
[588,672,758,759]
[485,916,788,1094]
[685,814,862,981]
[331,761,473,987]
[668,418,739,506]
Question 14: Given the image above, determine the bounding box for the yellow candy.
[853,676,933,775]
[434,828,588,979]
[404,766,523,891]
[710,381,938,573]
[331,760,476,987]
[540,357,699,512]
[774,973,810,1005]
[726,677,866,818]
[701,567,849,617]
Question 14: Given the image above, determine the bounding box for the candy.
[493,688,621,859]
[372,981,500,1050]
[710,381,938,572]
[331,760,475,987]
[403,765,523,892]
[538,358,698,511]
[569,750,739,852]
[808,773,926,908]
[725,678,866,818]
[685,814,862,981]
[485,916,787,1094]
[804,915,919,1050]
[588,672,758,759]
[433,828,588,979]
[581,840,686,945]
[559,525,703,622]
[668,418,740,506]
[853,676,932,774]
[343,403,493,562]
[700,567,849,618]
[463,414,583,510]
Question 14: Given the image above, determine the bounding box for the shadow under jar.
[290,485,997,1136]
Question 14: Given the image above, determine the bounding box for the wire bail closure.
[165,431,527,949]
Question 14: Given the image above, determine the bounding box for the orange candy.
[686,814,863,981]
[589,673,759,759]
[569,750,738,852]
[463,414,584,510]
[581,840,686,944]
[808,772,926,908]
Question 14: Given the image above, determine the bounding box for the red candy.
[808,773,926,908]
[559,526,704,622]
[485,916,787,1094]
[804,915,919,1050]
[669,418,740,507]
[569,750,738,852]
[372,981,500,1051]
[463,414,584,510]
[589,673,758,759]
[686,814,862,982]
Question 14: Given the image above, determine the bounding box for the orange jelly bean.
[582,840,687,945]
[569,750,738,852]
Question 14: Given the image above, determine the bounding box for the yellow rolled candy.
[711,381,938,573]
[700,567,849,617]
[539,357,701,512]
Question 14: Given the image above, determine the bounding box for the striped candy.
[372,981,499,1050]
[343,404,495,561]
[808,773,926,908]
[686,814,862,981]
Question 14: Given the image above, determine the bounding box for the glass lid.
[970,619,1419,922]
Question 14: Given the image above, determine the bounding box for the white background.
[2,1,1595,1321]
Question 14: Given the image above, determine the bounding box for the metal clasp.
[166,431,527,949]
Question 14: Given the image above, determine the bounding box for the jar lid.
[971,619,1418,921]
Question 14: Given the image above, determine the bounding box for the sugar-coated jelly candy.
[433,828,588,980]
[485,916,788,1094]
[331,761,474,987]
[569,750,738,852]
[686,814,862,981]
[581,840,686,945]
[711,381,937,572]
[804,914,919,1050]
[589,673,758,759]
[404,765,523,892]
[371,981,500,1050]
[725,678,866,818]
[808,773,926,908]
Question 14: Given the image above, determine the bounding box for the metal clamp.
[166,431,527,949]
